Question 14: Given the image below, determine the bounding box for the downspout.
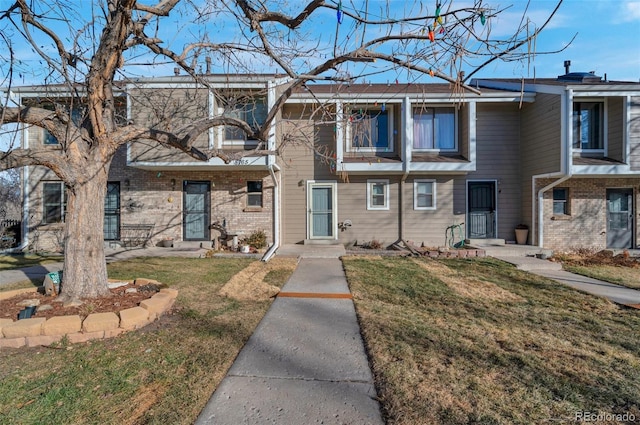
[261,80,280,262]
[17,166,30,252]
[261,163,280,262]
[399,96,411,242]
[17,90,30,252]
[532,87,573,247]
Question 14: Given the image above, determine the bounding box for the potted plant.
[160,236,174,247]
[515,224,529,245]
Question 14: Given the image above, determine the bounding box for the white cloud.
[621,1,640,22]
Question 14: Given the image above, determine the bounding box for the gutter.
[261,163,281,262]
[531,88,573,247]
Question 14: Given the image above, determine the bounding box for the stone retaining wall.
[0,287,178,349]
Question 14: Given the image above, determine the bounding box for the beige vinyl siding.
[607,97,624,162]
[128,88,209,163]
[520,93,562,234]
[336,176,400,247]
[520,93,562,175]
[280,104,335,243]
[403,177,464,247]
[469,103,522,240]
[460,103,470,158]
[630,97,640,170]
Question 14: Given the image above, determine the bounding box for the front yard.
[0,256,295,425]
[2,254,639,424]
[344,256,640,425]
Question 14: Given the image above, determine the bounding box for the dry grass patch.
[554,250,640,290]
[344,256,640,425]
[219,257,298,300]
[0,256,296,425]
[413,258,525,303]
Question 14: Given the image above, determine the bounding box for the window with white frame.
[43,182,67,224]
[573,101,603,151]
[367,179,389,210]
[221,95,268,143]
[414,180,436,210]
[349,106,393,151]
[413,107,456,151]
[247,180,263,208]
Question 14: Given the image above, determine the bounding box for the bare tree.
[0,0,564,301]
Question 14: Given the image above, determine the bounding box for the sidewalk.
[483,245,640,307]
[195,245,383,425]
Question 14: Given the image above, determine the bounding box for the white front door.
[308,182,337,240]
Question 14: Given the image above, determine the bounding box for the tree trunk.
[59,166,110,301]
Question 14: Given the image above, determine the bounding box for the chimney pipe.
[564,60,571,75]
[205,57,212,74]
[174,67,180,76]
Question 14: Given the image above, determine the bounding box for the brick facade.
[26,146,274,251]
[538,177,640,251]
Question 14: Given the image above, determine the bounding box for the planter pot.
[515,229,529,245]
[160,239,174,248]
[240,245,250,254]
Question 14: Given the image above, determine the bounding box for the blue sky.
[470,0,640,81]
[1,0,638,85]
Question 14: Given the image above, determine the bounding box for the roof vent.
[557,60,602,83]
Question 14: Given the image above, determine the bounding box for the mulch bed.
[0,283,159,321]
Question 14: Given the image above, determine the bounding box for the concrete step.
[173,241,213,249]
[465,238,506,247]
[303,239,342,245]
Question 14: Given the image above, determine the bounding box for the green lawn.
[344,256,640,425]
[0,257,295,425]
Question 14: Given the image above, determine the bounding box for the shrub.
[242,229,267,249]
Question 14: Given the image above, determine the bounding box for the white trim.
[208,90,216,149]
[414,179,436,210]
[335,99,344,171]
[306,181,338,240]
[410,105,458,153]
[366,179,390,210]
[571,98,607,154]
[345,104,395,153]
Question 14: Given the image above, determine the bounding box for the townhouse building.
[9,69,640,254]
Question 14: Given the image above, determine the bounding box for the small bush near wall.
[241,229,267,249]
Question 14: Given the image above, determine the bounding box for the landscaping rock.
[16,299,40,307]
[83,312,120,332]
[2,318,46,338]
[63,298,83,308]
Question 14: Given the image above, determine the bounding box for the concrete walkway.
[482,245,640,307]
[195,245,383,425]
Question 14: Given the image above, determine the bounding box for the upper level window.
[43,182,67,224]
[413,107,455,151]
[222,95,268,143]
[573,102,603,151]
[42,107,84,145]
[367,179,389,210]
[349,107,392,152]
